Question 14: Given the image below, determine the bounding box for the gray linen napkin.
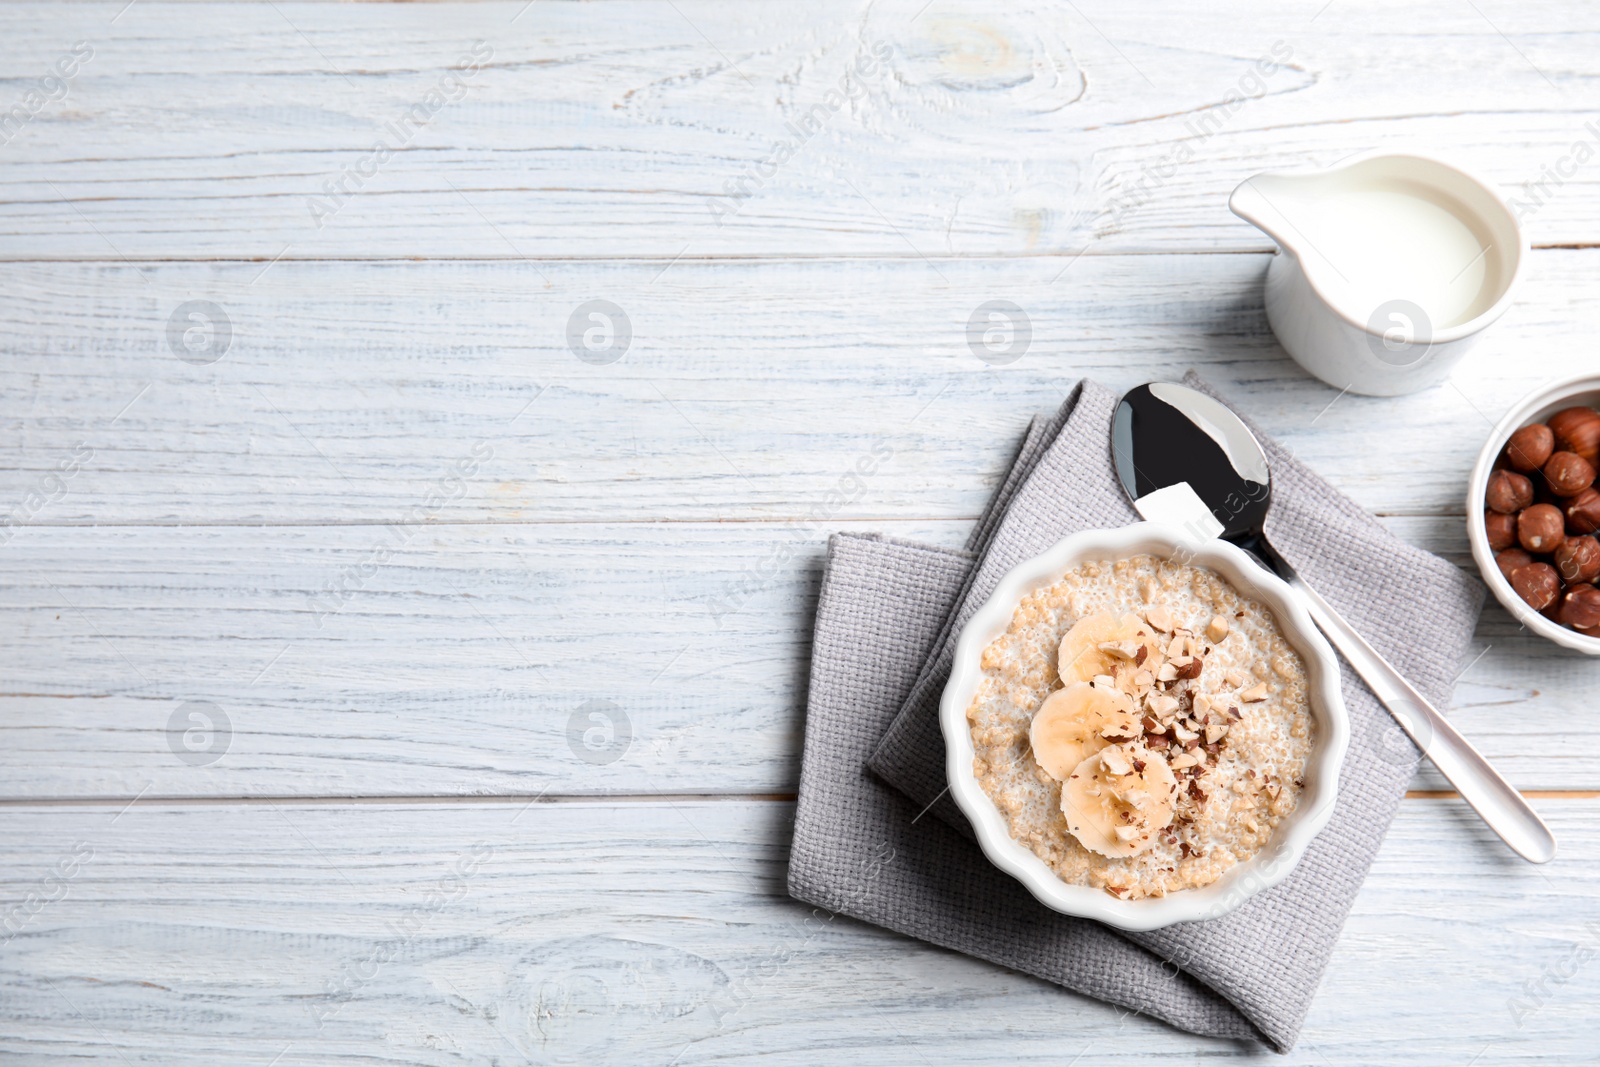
[788,374,1483,1051]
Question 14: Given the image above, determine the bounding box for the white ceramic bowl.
[1466,372,1600,655]
[939,522,1349,931]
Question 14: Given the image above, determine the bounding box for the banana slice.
[1060,743,1178,858]
[1057,612,1163,685]
[1028,681,1139,781]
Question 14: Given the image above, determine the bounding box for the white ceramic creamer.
[1229,152,1525,396]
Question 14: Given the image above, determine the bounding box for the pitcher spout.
[1228,173,1307,256]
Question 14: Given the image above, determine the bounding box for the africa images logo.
[167,701,232,767]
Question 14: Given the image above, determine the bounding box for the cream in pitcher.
[1230,152,1525,396]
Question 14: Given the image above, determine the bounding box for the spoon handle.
[1277,562,1557,863]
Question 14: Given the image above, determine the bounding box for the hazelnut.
[1510,562,1562,611]
[1550,407,1600,466]
[1557,583,1600,630]
[1505,423,1555,472]
[1553,535,1600,584]
[1564,487,1600,535]
[1485,510,1518,551]
[1543,451,1596,497]
[1485,469,1533,513]
[1495,547,1534,581]
[1517,503,1565,552]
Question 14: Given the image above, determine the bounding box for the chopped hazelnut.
[1146,692,1179,718]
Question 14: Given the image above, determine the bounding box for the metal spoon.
[1112,381,1556,864]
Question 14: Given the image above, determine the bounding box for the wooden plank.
[0,796,1593,1063]
[0,519,966,799]
[0,4,1589,1060]
[1,1,1598,260]
[0,516,1592,800]
[2,253,1596,526]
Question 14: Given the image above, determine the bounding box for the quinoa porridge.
[966,553,1314,900]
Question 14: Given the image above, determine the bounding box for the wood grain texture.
[0,797,1595,1065]
[3,1,1600,1059]
[3,1,1600,259]
[2,252,1598,526]
[0,515,1586,799]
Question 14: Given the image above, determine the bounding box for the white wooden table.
[2,2,1597,1062]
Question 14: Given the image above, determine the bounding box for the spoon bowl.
[1112,382,1271,544]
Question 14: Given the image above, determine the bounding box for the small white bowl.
[1466,372,1600,655]
[939,522,1349,931]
